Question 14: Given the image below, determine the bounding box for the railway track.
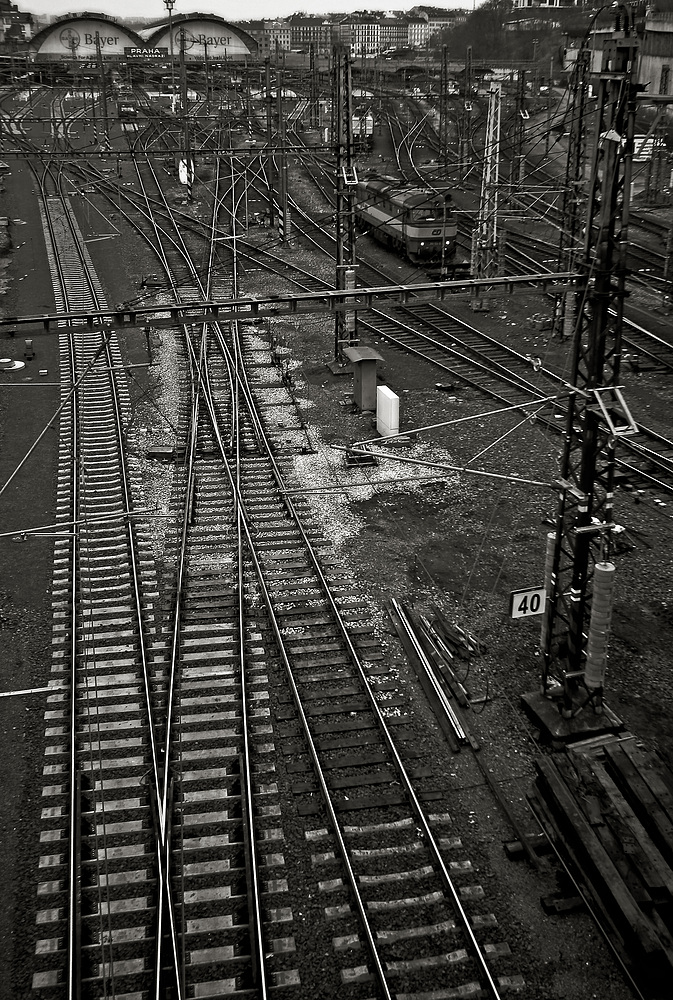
[31,120,673,506]
[6,90,673,510]
[1,74,665,1000]
[19,115,524,1000]
[504,233,673,373]
[27,156,166,996]
[356,299,673,498]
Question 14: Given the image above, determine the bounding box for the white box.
[377,385,399,437]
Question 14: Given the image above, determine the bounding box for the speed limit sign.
[509,586,546,619]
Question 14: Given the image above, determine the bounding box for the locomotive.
[354,178,456,264]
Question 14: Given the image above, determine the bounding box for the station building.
[139,13,257,62]
[29,14,144,61]
[28,12,257,63]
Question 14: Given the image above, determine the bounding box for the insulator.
[584,561,615,690]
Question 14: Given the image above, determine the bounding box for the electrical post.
[95,33,109,146]
[179,27,192,201]
[552,45,590,340]
[532,38,539,93]
[277,69,290,243]
[265,58,275,228]
[164,0,176,113]
[333,44,357,362]
[545,54,554,156]
[460,45,473,181]
[511,69,527,188]
[203,41,209,109]
[89,55,97,137]
[663,227,673,311]
[531,16,640,729]
[471,83,501,296]
[180,27,187,116]
[439,44,449,172]
[309,43,319,129]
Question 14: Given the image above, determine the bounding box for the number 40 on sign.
[509,586,546,619]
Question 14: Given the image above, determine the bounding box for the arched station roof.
[142,13,257,61]
[30,13,145,61]
[28,12,256,63]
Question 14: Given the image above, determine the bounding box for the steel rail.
[38,125,186,997]
[185,327,271,995]
[257,418,505,1000]
[218,343,505,996]
[30,129,673,505]
[154,325,201,1000]
[98,327,178,998]
[202,147,269,991]
[157,135,402,994]
[504,238,673,370]
[131,140,277,995]
[185,325,396,997]
[362,306,551,396]
[357,303,673,496]
[33,149,170,999]
[34,157,107,1000]
[38,145,673,507]
[129,147,202,1000]
[185,184,506,991]
[65,327,82,1000]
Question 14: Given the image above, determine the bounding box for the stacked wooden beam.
[530,739,673,999]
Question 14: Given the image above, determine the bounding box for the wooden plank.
[565,754,657,905]
[605,744,673,869]
[591,760,673,901]
[622,744,673,820]
[535,757,671,963]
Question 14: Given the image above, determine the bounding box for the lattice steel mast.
[553,43,591,339]
[471,83,501,282]
[439,44,450,170]
[459,45,473,181]
[333,44,357,360]
[511,69,528,188]
[541,16,639,714]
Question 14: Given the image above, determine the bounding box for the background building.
[0,0,32,44]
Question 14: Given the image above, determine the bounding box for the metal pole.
[512,69,526,188]
[203,40,209,107]
[461,45,473,180]
[265,58,274,227]
[663,228,673,310]
[333,44,356,361]
[532,38,539,93]
[95,32,109,144]
[552,44,589,339]
[179,28,192,201]
[439,44,449,170]
[545,55,554,155]
[277,71,289,242]
[542,27,639,710]
[164,0,176,112]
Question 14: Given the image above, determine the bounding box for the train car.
[117,100,138,119]
[354,178,457,264]
[352,111,374,153]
